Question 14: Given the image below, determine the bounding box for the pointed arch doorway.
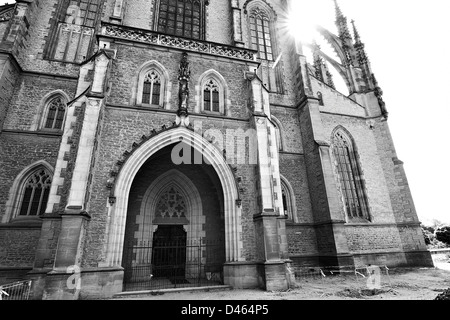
[121,143,226,291]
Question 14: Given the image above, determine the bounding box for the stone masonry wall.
[3,74,77,131]
[107,42,252,119]
[0,55,20,131]
[279,154,313,224]
[0,227,41,268]
[81,98,261,266]
[120,0,233,45]
[0,133,60,221]
[320,113,396,224]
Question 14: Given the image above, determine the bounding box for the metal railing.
[123,239,225,292]
[0,280,32,300]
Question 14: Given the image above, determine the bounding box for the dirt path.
[112,265,450,301]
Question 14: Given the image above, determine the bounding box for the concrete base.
[41,267,124,300]
[27,268,52,300]
[261,261,289,291]
[224,261,290,292]
[223,262,263,289]
[353,250,434,268]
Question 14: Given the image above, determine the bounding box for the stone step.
[112,285,233,299]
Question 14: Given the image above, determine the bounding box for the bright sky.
[285,0,450,226]
[1,0,448,225]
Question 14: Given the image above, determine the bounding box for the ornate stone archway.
[103,127,243,268]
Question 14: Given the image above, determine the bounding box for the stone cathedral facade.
[0,0,432,299]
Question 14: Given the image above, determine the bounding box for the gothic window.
[43,96,67,130]
[47,0,101,63]
[332,130,370,221]
[249,8,273,61]
[203,79,220,113]
[281,188,290,218]
[156,0,206,40]
[271,117,284,152]
[18,169,52,217]
[137,63,168,107]
[280,178,296,222]
[156,187,186,219]
[142,70,162,105]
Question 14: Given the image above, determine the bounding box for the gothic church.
[0,0,432,299]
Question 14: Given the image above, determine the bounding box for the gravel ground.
[111,263,450,301]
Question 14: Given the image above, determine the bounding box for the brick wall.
[0,133,60,221]
[345,225,402,253]
[0,227,41,268]
[122,0,153,30]
[2,74,77,131]
[279,154,313,223]
[205,0,232,45]
[107,42,251,119]
[286,225,318,256]
[0,55,20,131]
[271,106,303,154]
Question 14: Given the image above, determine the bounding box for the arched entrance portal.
[121,142,227,290]
[103,127,243,291]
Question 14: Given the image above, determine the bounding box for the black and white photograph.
[0,0,449,310]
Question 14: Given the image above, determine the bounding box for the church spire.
[333,0,353,66]
[333,0,352,42]
[351,19,361,44]
[351,19,368,65]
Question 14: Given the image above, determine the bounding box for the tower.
[0,0,432,300]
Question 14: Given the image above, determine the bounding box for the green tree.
[435,226,450,246]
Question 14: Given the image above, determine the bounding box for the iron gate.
[123,238,225,292]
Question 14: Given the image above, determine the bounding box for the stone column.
[246,71,289,291]
[42,50,114,300]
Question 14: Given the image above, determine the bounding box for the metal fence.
[293,265,392,290]
[123,239,225,292]
[0,280,32,300]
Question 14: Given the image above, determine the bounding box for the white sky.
[1,0,449,225]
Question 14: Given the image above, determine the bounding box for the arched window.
[43,96,67,130]
[18,169,52,217]
[203,79,220,113]
[156,187,187,219]
[331,129,370,221]
[136,61,169,108]
[155,0,206,40]
[280,176,296,222]
[271,116,284,152]
[249,7,273,61]
[198,70,228,115]
[142,70,162,105]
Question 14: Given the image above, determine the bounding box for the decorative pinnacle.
[334,0,344,19]
[333,0,352,42]
[351,20,361,43]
